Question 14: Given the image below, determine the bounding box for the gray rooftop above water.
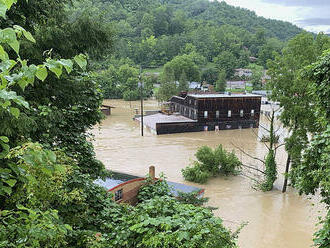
[187,93,261,98]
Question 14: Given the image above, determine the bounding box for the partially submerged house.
[135,92,261,134]
[94,166,204,205]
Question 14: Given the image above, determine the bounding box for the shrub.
[181,162,211,184]
[182,145,241,183]
[219,150,242,175]
[137,174,172,202]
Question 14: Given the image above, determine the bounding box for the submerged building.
[135,93,261,135]
[94,166,204,205]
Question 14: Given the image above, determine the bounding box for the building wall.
[170,95,261,126]
[156,119,258,134]
[171,95,198,120]
[196,97,261,124]
[109,178,145,205]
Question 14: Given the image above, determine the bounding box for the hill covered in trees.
[75,0,304,99]
[86,0,302,68]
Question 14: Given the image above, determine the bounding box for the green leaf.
[0,136,9,143]
[17,204,28,210]
[8,39,19,54]
[49,66,62,78]
[74,54,87,70]
[18,79,29,91]
[0,143,9,158]
[45,59,63,78]
[0,59,17,72]
[64,224,72,230]
[2,186,12,195]
[59,59,73,74]
[3,0,17,9]
[23,30,35,43]
[9,107,20,118]
[0,4,6,18]
[12,96,29,108]
[0,28,19,54]
[4,179,16,187]
[36,66,48,81]
[0,45,8,60]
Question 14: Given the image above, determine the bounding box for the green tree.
[213,51,237,78]
[215,70,226,92]
[292,50,330,247]
[267,32,330,181]
[201,66,219,85]
[257,38,283,68]
[156,81,178,102]
[178,70,189,92]
[248,64,264,90]
[268,33,330,247]
[162,54,200,82]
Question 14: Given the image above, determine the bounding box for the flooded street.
[92,99,325,248]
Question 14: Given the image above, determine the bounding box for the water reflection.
[92,99,324,248]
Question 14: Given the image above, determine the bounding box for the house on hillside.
[234,68,252,78]
[189,81,201,90]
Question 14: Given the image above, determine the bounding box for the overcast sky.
[221,0,330,33]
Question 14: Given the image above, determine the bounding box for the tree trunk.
[282,155,291,193]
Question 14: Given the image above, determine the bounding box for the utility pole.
[139,66,144,136]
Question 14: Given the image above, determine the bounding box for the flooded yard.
[91,99,325,248]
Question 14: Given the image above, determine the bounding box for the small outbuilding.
[94,166,204,205]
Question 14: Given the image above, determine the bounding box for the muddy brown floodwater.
[91,99,325,248]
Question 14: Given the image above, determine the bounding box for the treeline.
[70,0,303,99]
[103,0,301,68]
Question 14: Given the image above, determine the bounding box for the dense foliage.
[268,33,330,247]
[182,145,241,183]
[74,0,301,99]
[137,175,172,202]
[111,196,237,248]
[1,2,239,247]
[92,63,153,100]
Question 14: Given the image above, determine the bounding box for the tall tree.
[215,70,226,92]
[267,32,330,181]
[268,33,330,247]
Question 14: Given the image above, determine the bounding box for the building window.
[216,110,220,118]
[240,109,244,117]
[251,109,255,117]
[228,110,231,117]
[204,111,208,118]
[115,189,123,201]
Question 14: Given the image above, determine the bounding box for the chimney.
[149,166,155,180]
